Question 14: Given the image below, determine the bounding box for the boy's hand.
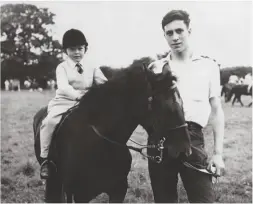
[76,90,87,101]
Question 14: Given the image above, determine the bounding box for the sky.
[2,1,253,68]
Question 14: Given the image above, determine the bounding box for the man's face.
[66,45,86,63]
[163,20,191,53]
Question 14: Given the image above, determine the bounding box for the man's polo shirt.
[150,53,221,128]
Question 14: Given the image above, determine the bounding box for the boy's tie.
[76,63,83,74]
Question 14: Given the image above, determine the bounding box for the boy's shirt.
[149,52,221,128]
[56,57,107,100]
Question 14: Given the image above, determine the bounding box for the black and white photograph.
[1,0,252,203]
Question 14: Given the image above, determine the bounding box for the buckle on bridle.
[155,156,162,163]
[148,96,153,110]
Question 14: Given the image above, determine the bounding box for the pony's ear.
[142,63,149,75]
[162,62,170,74]
[142,63,153,83]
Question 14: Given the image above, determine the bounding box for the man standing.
[148,10,225,203]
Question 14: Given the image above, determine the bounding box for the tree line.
[220,66,252,85]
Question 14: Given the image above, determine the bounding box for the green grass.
[1,90,252,203]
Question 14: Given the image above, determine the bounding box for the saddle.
[35,104,79,166]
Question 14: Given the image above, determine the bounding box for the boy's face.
[66,45,86,63]
[163,20,191,53]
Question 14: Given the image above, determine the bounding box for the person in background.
[4,79,10,91]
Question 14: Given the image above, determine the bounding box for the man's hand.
[207,154,225,176]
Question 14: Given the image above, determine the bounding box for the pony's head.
[78,60,191,158]
[145,62,192,159]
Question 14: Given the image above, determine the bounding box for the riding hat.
[62,29,88,49]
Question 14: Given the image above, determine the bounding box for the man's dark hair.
[162,10,190,30]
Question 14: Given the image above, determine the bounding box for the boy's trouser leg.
[40,98,77,158]
[40,110,63,158]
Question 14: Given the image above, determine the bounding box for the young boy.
[40,29,107,179]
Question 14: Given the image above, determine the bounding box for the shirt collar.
[66,56,85,69]
[166,51,203,63]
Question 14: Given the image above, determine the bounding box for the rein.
[90,82,186,163]
[90,125,149,154]
[91,123,188,164]
[91,124,219,182]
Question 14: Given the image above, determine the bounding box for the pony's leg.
[66,192,73,203]
[45,173,63,203]
[107,178,128,203]
[224,93,228,102]
[232,95,237,106]
[73,191,90,203]
[238,95,244,106]
[60,186,73,203]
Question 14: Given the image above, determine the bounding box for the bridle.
[91,82,188,164]
[91,123,188,164]
[129,122,188,163]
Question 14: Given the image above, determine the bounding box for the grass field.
[1,90,252,203]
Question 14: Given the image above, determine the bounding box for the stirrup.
[41,159,57,172]
[41,159,49,167]
[40,159,50,179]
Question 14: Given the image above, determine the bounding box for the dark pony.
[221,83,236,102]
[33,61,191,202]
[226,84,252,107]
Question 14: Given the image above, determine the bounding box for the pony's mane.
[78,62,149,122]
[76,59,178,126]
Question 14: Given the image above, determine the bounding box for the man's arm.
[208,96,225,175]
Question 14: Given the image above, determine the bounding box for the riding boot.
[40,158,51,179]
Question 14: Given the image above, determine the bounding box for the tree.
[1,3,62,82]
[1,3,62,63]
[220,66,252,85]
